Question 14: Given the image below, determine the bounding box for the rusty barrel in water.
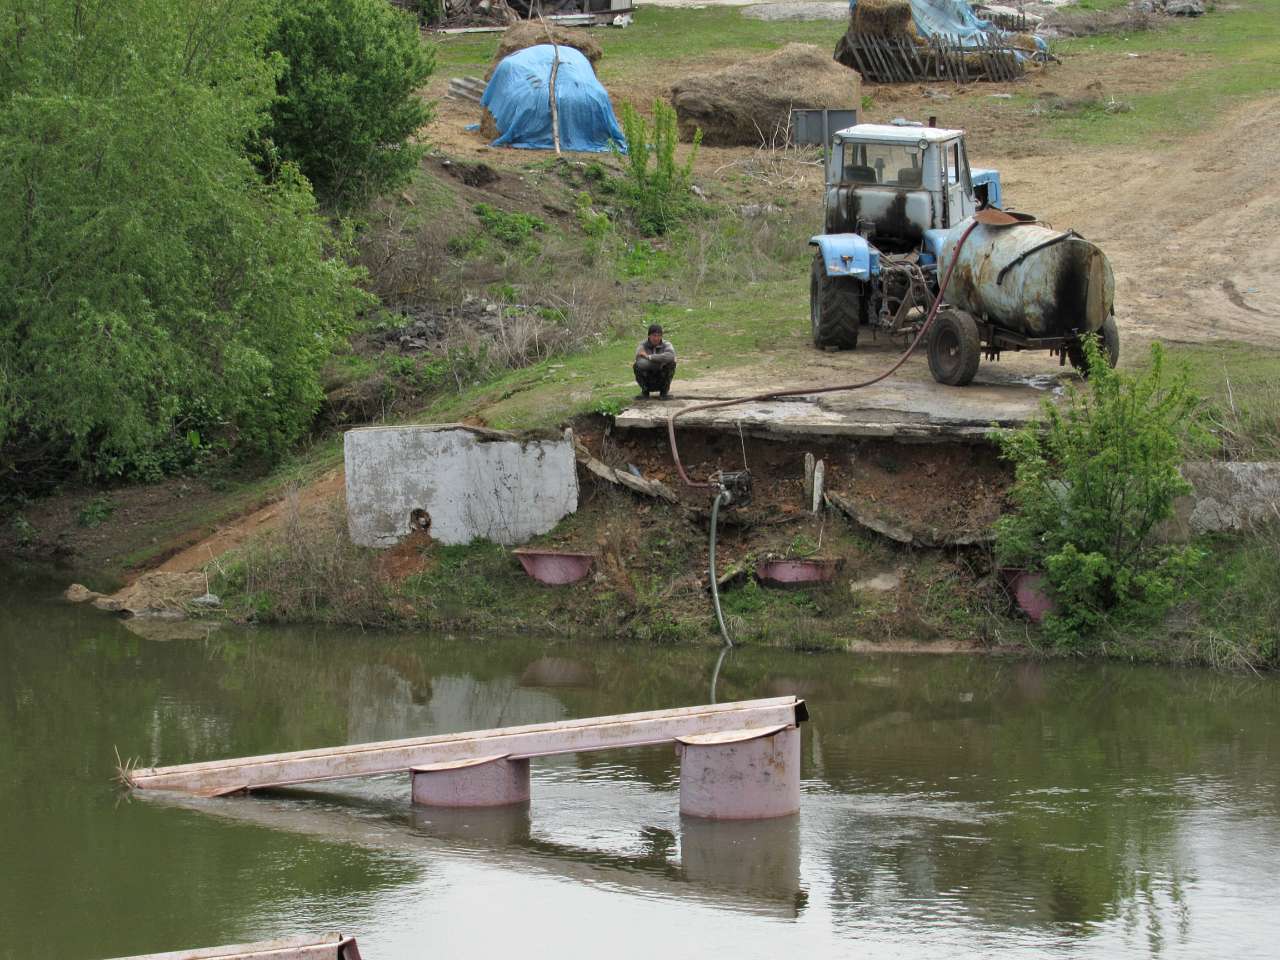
[939,215,1114,339]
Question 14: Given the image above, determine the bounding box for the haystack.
[850,0,916,38]
[670,43,861,147]
[484,21,603,80]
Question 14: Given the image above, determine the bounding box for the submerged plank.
[128,697,807,796]
[108,933,360,960]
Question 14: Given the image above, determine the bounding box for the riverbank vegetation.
[3,2,1278,670]
[0,0,427,489]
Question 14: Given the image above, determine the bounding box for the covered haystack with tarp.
[484,21,603,80]
[835,0,1046,83]
[480,44,625,152]
[670,43,861,147]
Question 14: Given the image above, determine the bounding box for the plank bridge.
[126,696,809,821]
[109,934,361,960]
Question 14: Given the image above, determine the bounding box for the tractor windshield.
[840,141,923,188]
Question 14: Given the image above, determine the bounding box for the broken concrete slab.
[345,424,579,548]
[850,570,902,594]
[615,368,1058,443]
[574,440,678,503]
[64,583,102,604]
[1162,461,1280,540]
[89,571,210,618]
[826,491,995,548]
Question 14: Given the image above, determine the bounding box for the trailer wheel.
[810,253,862,350]
[927,310,981,386]
[1067,316,1120,375]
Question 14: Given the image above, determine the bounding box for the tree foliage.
[993,337,1207,646]
[0,0,371,485]
[262,0,435,209]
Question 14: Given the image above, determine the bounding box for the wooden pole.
[537,12,562,155]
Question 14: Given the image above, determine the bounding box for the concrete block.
[344,425,578,547]
[1162,461,1280,541]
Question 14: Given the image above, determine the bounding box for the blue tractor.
[809,123,1118,385]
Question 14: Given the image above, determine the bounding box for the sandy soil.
[155,470,345,574]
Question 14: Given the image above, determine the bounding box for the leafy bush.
[614,100,702,236]
[0,0,370,485]
[993,337,1207,646]
[263,0,435,209]
[473,203,546,247]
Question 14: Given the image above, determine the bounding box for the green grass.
[429,8,844,87]
[412,277,804,431]
[1049,0,1280,144]
[1151,341,1280,460]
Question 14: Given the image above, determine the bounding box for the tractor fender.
[809,233,880,280]
[971,169,1003,210]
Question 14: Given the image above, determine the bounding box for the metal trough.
[757,557,841,587]
[512,548,595,585]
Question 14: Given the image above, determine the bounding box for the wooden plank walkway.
[126,697,807,797]
[108,934,360,960]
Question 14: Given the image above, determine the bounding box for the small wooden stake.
[811,460,825,514]
[803,452,815,507]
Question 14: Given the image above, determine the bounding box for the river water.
[2,565,1278,959]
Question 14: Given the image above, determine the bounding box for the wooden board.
[108,934,359,960]
[128,697,807,796]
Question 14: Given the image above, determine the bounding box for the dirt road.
[997,97,1280,346]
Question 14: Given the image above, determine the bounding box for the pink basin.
[513,548,595,585]
[1008,570,1057,623]
[757,557,840,587]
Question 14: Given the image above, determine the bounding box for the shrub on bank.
[261,0,435,210]
[994,338,1208,647]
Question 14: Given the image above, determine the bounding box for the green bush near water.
[993,338,1208,647]
[0,0,371,486]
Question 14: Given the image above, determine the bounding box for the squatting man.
[633,323,676,399]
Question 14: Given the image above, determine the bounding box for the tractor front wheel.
[927,310,981,386]
[1067,315,1120,375]
[810,253,862,350]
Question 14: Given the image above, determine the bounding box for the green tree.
[0,0,371,485]
[262,0,435,209]
[993,338,1206,646]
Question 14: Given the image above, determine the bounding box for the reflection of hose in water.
[709,644,731,705]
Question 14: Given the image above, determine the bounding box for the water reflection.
[2,565,1280,959]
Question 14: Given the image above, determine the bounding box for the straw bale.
[670,43,861,146]
[851,0,914,38]
[484,22,603,80]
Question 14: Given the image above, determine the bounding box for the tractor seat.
[895,166,923,187]
[845,164,878,183]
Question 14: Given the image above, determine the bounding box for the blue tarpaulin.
[481,44,626,153]
[851,0,1046,57]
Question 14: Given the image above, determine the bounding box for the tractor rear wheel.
[1067,315,1120,375]
[927,310,981,386]
[810,253,862,350]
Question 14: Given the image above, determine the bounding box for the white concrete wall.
[344,425,578,547]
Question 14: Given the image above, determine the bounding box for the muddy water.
[2,566,1278,959]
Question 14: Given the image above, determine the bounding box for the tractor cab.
[823,124,1001,253]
